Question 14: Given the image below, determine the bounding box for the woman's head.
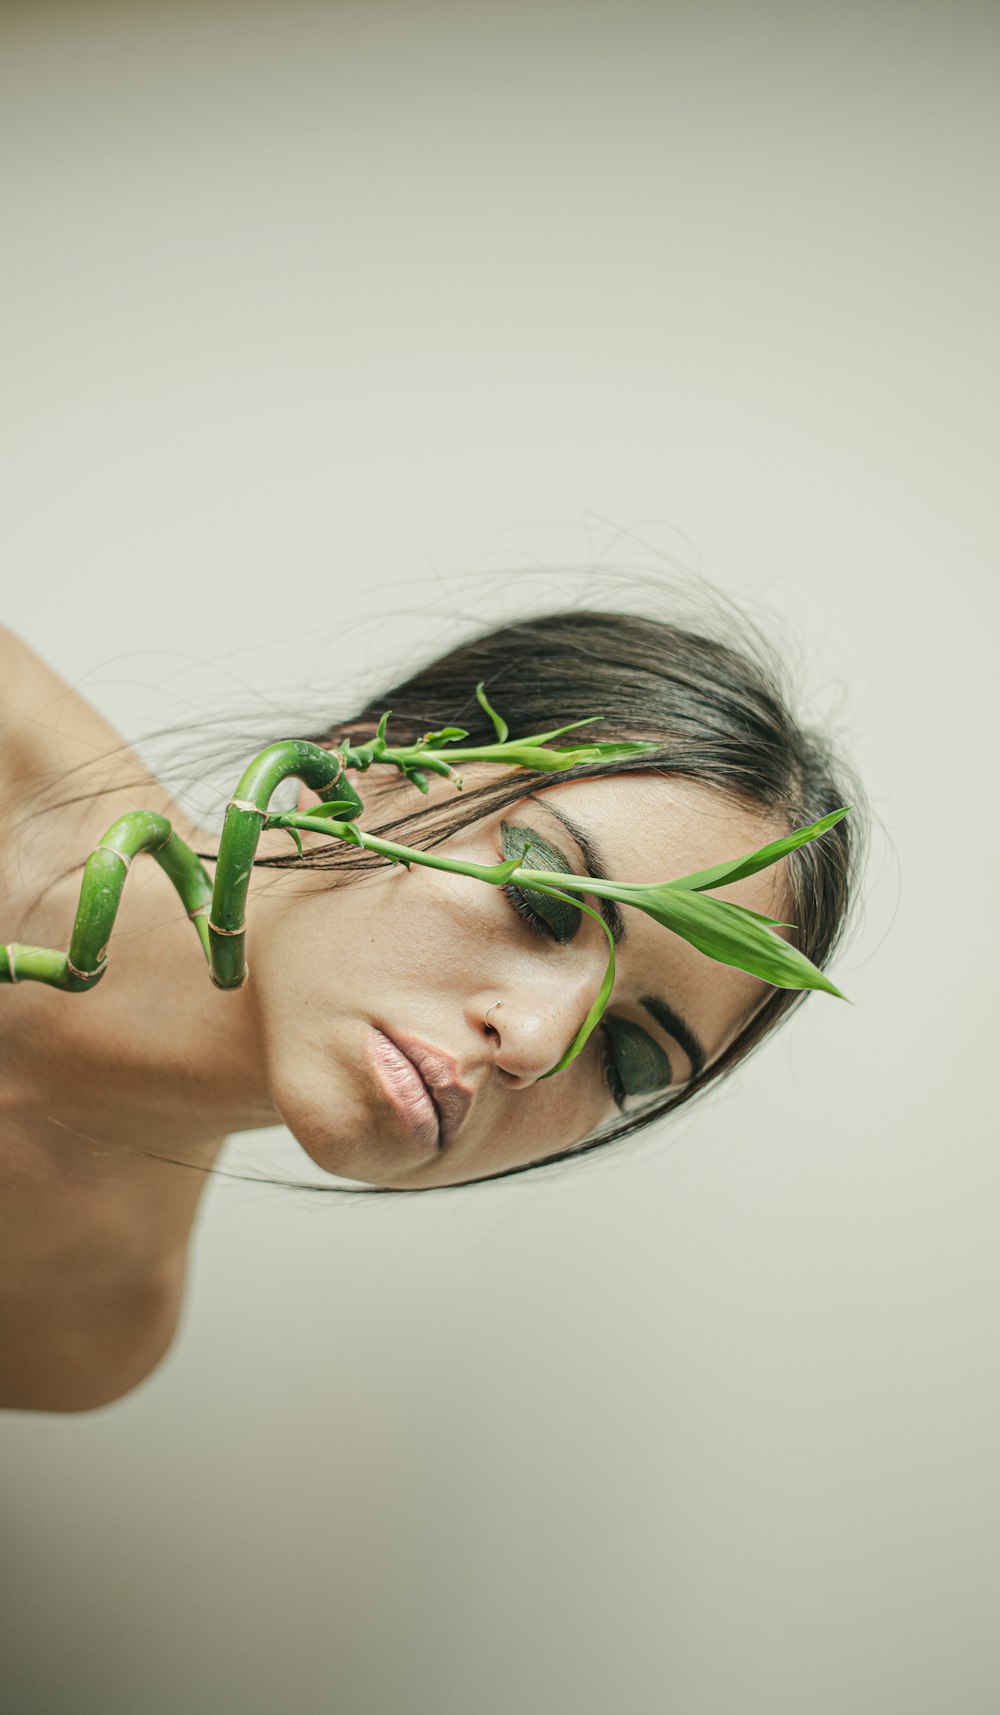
[243,608,864,1190]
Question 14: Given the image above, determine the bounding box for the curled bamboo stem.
[1,691,848,1083]
[0,810,214,991]
[0,744,366,994]
[207,741,364,988]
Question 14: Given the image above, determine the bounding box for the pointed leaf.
[479,851,540,885]
[299,798,368,820]
[421,726,469,745]
[278,825,304,858]
[513,716,602,744]
[711,899,796,928]
[486,858,842,996]
[670,807,851,893]
[639,886,846,996]
[475,681,509,743]
[546,740,658,762]
[529,888,618,1078]
[492,741,657,772]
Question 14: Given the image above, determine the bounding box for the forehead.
[530,772,784,893]
[523,771,787,1060]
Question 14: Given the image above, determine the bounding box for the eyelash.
[599,1034,627,1113]
[501,880,552,938]
[500,880,627,1114]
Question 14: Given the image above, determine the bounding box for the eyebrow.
[529,795,709,1085]
[639,995,706,1084]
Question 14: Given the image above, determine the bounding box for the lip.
[367,1029,441,1152]
[372,1028,475,1152]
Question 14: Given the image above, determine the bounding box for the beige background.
[1,2,997,1711]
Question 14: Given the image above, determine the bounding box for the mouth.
[367,1027,476,1154]
[367,1028,443,1153]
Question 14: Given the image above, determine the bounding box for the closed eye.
[599,1031,627,1112]
[501,880,559,939]
[498,820,582,945]
[499,839,628,1113]
[501,874,627,1111]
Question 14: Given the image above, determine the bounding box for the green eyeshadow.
[602,1016,673,1096]
[500,821,582,944]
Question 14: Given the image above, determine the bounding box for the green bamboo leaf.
[638,886,846,996]
[379,734,656,778]
[488,836,845,995]
[545,740,656,763]
[513,716,602,744]
[670,807,851,893]
[527,885,618,1079]
[711,899,796,928]
[421,726,469,745]
[290,798,366,820]
[475,681,509,743]
[375,709,392,744]
[489,740,657,772]
[465,851,532,885]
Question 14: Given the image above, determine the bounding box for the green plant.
[0,683,850,1078]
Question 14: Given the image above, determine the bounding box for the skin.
[260,765,786,1189]
[0,627,787,1409]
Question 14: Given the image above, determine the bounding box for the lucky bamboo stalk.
[3,811,213,991]
[207,739,366,988]
[0,683,851,1079]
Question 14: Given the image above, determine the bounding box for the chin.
[263,1036,445,1187]
[284,1115,393,1185]
[270,1090,426,1187]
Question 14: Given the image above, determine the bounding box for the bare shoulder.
[0,1107,196,1414]
[0,1266,185,1414]
[0,626,180,935]
[0,623,132,790]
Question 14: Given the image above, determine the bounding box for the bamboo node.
[321,750,347,792]
[97,844,132,869]
[66,955,108,982]
[228,799,267,817]
[187,903,210,920]
[208,920,246,937]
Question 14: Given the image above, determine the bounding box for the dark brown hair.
[244,607,865,1192]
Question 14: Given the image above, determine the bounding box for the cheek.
[260,852,512,1017]
[521,1077,609,1155]
[252,843,618,1171]
[475,991,618,1169]
[448,1073,612,1182]
[368,847,517,971]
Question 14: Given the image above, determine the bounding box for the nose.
[472,961,604,1087]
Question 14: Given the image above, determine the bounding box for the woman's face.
[246,767,788,1188]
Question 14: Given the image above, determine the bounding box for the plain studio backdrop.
[0,3,996,1712]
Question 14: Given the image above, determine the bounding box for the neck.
[1,806,286,1257]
